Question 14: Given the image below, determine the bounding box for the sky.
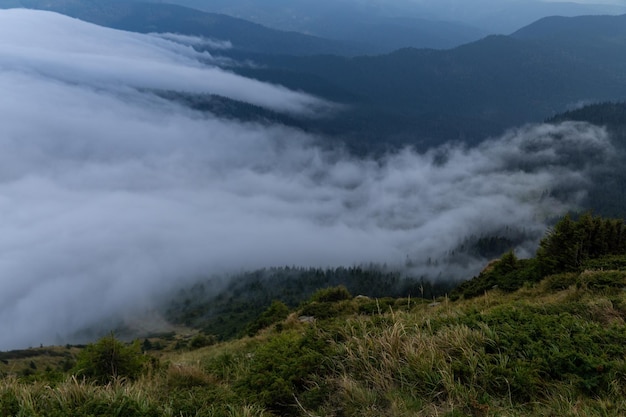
[398,0,626,6]
[0,9,615,349]
[545,0,626,4]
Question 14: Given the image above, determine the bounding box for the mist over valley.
[1,2,626,351]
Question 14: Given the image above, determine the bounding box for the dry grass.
[3,273,626,416]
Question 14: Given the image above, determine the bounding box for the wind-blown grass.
[3,267,626,416]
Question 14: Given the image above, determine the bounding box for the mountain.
[7,1,626,151]
[223,30,626,150]
[513,12,626,41]
[287,15,487,53]
[157,0,626,36]
[2,0,361,56]
[467,0,626,34]
[145,0,488,52]
[547,102,626,218]
[513,13,626,61]
[161,23,626,151]
[548,101,626,130]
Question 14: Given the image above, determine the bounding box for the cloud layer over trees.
[0,9,613,349]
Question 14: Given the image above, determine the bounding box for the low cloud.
[0,9,614,349]
[0,9,331,116]
[150,33,233,50]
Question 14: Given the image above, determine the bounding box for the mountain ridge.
[513,13,626,41]
[3,4,626,150]
[224,30,626,149]
[2,0,363,56]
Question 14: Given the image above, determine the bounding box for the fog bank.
[0,9,613,349]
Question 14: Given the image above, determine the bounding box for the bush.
[577,271,626,291]
[310,286,352,303]
[542,273,578,291]
[247,301,290,336]
[166,364,214,390]
[235,329,332,414]
[73,334,146,384]
[300,300,356,320]
[0,389,20,417]
[357,297,396,315]
[189,333,217,350]
[451,258,540,300]
[457,305,626,397]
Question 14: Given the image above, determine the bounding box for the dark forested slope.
[228,33,626,149]
[547,102,626,217]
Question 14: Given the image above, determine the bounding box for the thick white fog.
[0,10,330,116]
[0,9,614,349]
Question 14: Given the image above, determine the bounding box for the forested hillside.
[453,213,626,298]
[548,101,626,130]
[154,0,489,52]
[225,31,626,149]
[161,212,626,342]
[4,213,626,416]
[548,102,626,218]
[162,266,456,340]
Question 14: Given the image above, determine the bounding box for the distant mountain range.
[459,0,626,34]
[17,0,625,54]
[144,0,626,38]
[223,18,626,149]
[142,0,489,52]
[4,1,626,151]
[513,13,626,63]
[2,0,362,55]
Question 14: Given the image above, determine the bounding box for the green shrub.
[300,300,356,320]
[357,297,396,315]
[583,255,626,271]
[75,395,160,417]
[310,286,352,303]
[247,300,290,336]
[0,389,20,417]
[73,334,146,384]
[538,213,626,277]
[235,329,332,415]
[189,333,217,350]
[166,364,214,390]
[578,271,626,291]
[542,272,578,291]
[451,258,540,300]
[461,305,626,397]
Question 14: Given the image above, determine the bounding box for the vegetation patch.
[5,214,626,416]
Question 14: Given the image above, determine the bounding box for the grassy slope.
[2,267,626,416]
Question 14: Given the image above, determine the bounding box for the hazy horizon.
[154,0,626,35]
